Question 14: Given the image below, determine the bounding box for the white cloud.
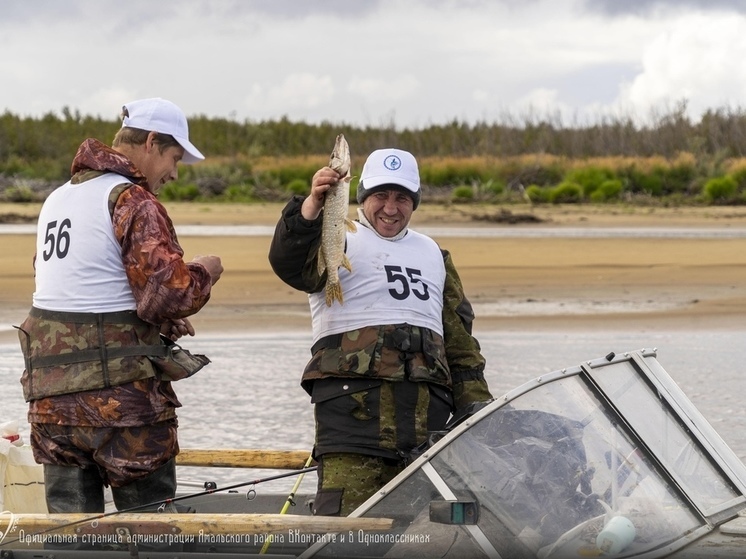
[243,74,336,116]
[513,88,573,122]
[1,0,746,128]
[347,76,420,102]
[80,88,142,119]
[615,13,746,121]
[472,89,489,103]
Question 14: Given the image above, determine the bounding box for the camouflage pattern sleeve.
[113,185,213,325]
[441,249,494,410]
[268,195,326,293]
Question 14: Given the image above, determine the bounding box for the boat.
[2,347,746,558]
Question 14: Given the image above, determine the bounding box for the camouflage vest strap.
[16,307,163,401]
[24,307,167,368]
[29,343,169,368]
[301,324,452,393]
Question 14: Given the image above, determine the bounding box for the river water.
[1,327,744,494]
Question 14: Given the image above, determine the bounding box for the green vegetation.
[703,175,738,203]
[451,185,475,203]
[3,102,746,206]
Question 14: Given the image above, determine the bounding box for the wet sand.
[2,202,746,343]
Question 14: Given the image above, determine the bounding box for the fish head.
[329,134,351,176]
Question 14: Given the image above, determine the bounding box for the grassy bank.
[4,104,746,206]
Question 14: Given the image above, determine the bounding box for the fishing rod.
[259,454,315,555]
[0,465,317,548]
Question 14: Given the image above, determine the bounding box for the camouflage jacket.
[268,196,493,410]
[18,139,213,426]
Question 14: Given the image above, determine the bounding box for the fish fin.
[341,254,353,273]
[326,281,344,307]
[345,218,357,233]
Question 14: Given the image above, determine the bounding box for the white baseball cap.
[358,148,421,208]
[121,98,204,164]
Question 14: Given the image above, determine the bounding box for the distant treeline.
[3,102,746,206]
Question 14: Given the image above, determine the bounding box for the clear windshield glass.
[589,360,740,512]
[311,374,704,558]
[430,376,702,557]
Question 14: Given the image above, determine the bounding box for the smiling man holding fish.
[269,143,493,516]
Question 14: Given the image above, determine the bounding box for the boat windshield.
[308,369,712,558]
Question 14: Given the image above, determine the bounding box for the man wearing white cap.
[17,98,223,519]
[269,147,493,516]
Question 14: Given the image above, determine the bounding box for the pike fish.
[318,134,357,306]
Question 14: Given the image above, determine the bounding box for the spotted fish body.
[319,134,356,306]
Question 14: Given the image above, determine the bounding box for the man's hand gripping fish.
[319,134,356,306]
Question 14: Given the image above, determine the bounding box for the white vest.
[310,225,445,342]
[33,173,137,313]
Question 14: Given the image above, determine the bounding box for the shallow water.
[1,329,744,494]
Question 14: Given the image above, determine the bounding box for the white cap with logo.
[121,98,204,164]
[357,148,421,209]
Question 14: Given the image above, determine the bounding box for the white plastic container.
[596,515,636,555]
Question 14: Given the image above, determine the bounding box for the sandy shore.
[3,201,746,343]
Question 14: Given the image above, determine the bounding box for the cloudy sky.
[2,0,745,130]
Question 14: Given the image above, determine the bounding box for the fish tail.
[325,280,344,307]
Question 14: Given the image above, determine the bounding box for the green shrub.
[180,161,254,197]
[0,154,31,176]
[548,181,583,204]
[451,185,474,203]
[663,160,697,193]
[525,184,549,203]
[223,183,256,202]
[421,164,465,187]
[565,166,614,198]
[265,163,317,185]
[286,178,309,196]
[589,179,624,202]
[525,184,549,204]
[730,166,746,189]
[420,159,494,187]
[1,184,37,202]
[702,175,738,202]
[482,179,505,198]
[159,182,200,201]
[624,167,664,196]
